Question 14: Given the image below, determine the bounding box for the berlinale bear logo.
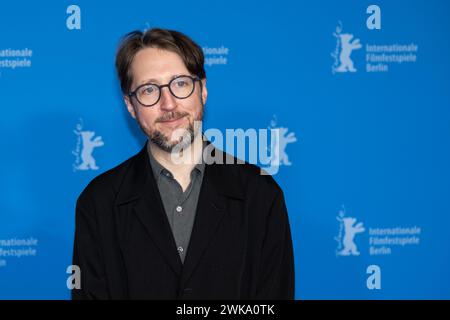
[335,206,365,256]
[332,22,362,73]
[72,119,104,171]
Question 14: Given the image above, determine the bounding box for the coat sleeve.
[256,187,295,299]
[71,190,109,300]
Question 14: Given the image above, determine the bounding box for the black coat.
[72,141,295,299]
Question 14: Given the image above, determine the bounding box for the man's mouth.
[161,116,183,122]
[158,114,187,127]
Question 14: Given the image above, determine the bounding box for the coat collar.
[115,139,245,281]
[147,139,206,182]
[116,139,245,205]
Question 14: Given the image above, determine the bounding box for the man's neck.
[148,133,204,179]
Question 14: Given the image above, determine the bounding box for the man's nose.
[159,86,177,111]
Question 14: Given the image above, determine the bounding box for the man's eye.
[142,86,155,95]
[175,80,187,87]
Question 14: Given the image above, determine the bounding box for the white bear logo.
[270,127,297,166]
[335,33,362,72]
[77,131,104,170]
[73,119,104,171]
[269,116,297,166]
[332,22,362,73]
[335,207,365,256]
[337,216,365,256]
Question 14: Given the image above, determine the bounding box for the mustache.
[156,111,189,122]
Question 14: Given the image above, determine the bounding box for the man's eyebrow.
[138,74,182,85]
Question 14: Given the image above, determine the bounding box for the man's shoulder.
[211,151,285,219]
[76,149,142,204]
[211,149,282,197]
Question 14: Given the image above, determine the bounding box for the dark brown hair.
[115,28,206,95]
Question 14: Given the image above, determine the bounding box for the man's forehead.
[133,47,184,68]
[137,74,184,86]
[132,48,189,85]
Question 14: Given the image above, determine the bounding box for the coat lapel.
[115,140,245,284]
[115,143,183,276]
[179,164,226,286]
[133,181,183,276]
[180,144,245,286]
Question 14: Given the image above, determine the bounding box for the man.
[72,28,295,299]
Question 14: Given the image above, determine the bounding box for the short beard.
[150,123,196,153]
[147,103,204,153]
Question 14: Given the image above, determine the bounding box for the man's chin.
[150,132,194,153]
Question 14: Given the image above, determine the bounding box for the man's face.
[124,47,207,152]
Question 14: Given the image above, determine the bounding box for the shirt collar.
[147,139,206,179]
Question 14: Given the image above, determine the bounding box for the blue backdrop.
[1,0,449,299]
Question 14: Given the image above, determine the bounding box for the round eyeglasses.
[128,75,201,107]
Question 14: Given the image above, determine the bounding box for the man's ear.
[124,95,137,119]
[201,79,208,106]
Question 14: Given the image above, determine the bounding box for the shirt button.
[177,246,184,253]
[176,206,183,213]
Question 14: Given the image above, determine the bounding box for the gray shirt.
[147,144,205,264]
